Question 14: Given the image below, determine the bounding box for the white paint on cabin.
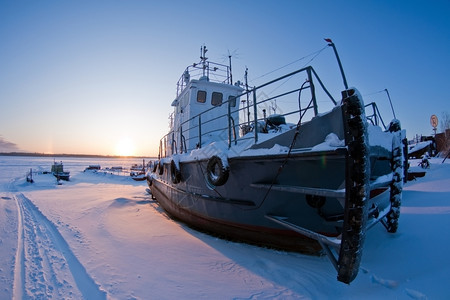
[169,76,243,155]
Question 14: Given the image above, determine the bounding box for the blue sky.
[1,0,449,156]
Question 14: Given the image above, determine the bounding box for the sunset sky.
[1,0,449,156]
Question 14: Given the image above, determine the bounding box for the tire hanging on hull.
[205,156,229,187]
[170,160,182,184]
[384,120,404,233]
[152,160,158,173]
[158,160,164,175]
[338,89,370,284]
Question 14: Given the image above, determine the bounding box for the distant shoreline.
[0,152,156,159]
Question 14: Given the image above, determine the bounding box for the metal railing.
[365,102,387,130]
[176,61,232,97]
[160,66,338,158]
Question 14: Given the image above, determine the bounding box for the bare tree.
[440,111,450,156]
[440,111,450,133]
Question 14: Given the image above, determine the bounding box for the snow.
[1,155,450,299]
[409,141,433,154]
[368,125,395,151]
[174,134,291,163]
[311,133,345,151]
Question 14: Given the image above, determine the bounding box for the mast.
[228,54,233,84]
[200,45,208,77]
[245,67,250,126]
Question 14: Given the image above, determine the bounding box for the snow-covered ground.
[1,155,449,299]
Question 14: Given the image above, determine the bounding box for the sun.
[115,137,136,156]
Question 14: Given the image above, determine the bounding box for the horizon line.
[0,151,157,159]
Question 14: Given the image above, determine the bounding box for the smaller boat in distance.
[130,159,147,181]
[84,164,101,171]
[51,161,70,181]
[130,170,146,181]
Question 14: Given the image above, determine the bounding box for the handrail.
[365,102,387,130]
[176,61,231,97]
[229,116,237,147]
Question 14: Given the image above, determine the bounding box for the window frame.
[197,90,207,103]
[211,92,223,106]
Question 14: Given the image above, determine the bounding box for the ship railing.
[176,61,231,97]
[365,102,387,130]
[161,66,337,158]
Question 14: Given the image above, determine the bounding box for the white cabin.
[165,49,243,156]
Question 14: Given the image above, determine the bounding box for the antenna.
[200,45,208,77]
[226,49,239,85]
[271,100,278,114]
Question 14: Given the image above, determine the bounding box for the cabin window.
[211,92,223,106]
[228,95,237,107]
[197,90,206,103]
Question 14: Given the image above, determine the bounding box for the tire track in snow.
[12,194,24,300]
[13,194,106,299]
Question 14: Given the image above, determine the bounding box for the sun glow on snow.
[115,138,136,156]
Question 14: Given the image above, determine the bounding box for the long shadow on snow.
[146,196,338,295]
[109,197,155,209]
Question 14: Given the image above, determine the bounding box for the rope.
[250,45,328,84]
[260,46,328,98]
[253,87,306,210]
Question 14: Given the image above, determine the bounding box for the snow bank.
[409,141,432,153]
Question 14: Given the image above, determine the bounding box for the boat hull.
[53,172,70,181]
[130,171,146,181]
[149,148,392,254]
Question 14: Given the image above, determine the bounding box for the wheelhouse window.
[197,90,206,103]
[228,95,237,107]
[211,92,223,106]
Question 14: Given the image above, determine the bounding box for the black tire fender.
[152,160,158,173]
[146,173,153,186]
[206,156,229,187]
[170,160,182,184]
[158,160,164,175]
[338,89,370,284]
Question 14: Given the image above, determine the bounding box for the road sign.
[430,115,438,128]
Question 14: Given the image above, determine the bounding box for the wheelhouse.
[164,47,243,156]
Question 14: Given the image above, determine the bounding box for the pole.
[253,88,258,143]
[228,55,233,85]
[384,89,396,119]
[245,68,250,126]
[325,38,348,90]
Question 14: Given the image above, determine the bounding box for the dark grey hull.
[53,172,70,181]
[149,147,392,252]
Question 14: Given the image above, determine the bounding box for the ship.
[146,41,406,284]
[51,161,70,181]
